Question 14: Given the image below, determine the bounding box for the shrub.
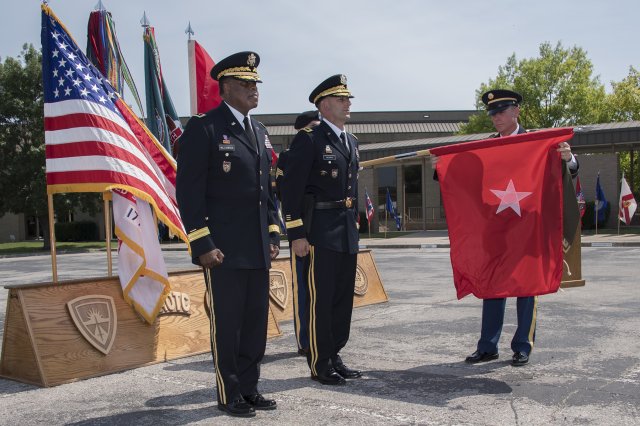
[55,221,99,241]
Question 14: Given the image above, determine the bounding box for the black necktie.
[243,116,258,152]
[340,132,349,153]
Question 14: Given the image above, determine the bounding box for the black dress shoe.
[243,393,277,410]
[333,363,362,379]
[511,351,529,366]
[465,350,499,364]
[311,368,346,385]
[297,348,309,357]
[217,397,256,417]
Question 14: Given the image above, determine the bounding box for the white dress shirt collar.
[224,101,250,129]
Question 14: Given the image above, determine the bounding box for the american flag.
[41,5,186,243]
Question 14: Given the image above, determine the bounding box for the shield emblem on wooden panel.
[354,265,368,296]
[67,295,117,355]
[269,270,288,310]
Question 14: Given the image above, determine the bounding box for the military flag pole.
[360,149,431,169]
[47,194,58,283]
[103,192,113,276]
[186,22,197,116]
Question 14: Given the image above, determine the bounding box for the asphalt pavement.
[0,234,639,425]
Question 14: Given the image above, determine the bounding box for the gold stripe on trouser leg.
[205,268,226,404]
[527,296,538,352]
[307,246,318,375]
[291,252,302,350]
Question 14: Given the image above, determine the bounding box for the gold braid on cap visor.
[487,97,517,105]
[313,85,352,103]
[217,66,261,81]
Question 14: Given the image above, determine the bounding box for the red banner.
[194,41,222,113]
[431,128,574,299]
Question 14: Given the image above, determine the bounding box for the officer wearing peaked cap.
[281,74,362,385]
[176,51,280,417]
[461,88,580,368]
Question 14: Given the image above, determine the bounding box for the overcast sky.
[3,0,639,117]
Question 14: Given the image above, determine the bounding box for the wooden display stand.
[0,270,281,387]
[560,225,586,288]
[268,249,388,323]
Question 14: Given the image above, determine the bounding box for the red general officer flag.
[431,127,574,300]
[188,40,222,114]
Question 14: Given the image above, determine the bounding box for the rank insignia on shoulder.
[302,127,313,133]
[325,145,333,154]
[193,113,205,118]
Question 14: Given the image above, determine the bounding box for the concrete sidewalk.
[158,230,640,251]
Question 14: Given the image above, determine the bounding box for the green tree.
[0,45,100,249]
[459,42,607,134]
[604,66,640,194]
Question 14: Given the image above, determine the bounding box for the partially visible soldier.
[176,51,280,418]
[275,110,320,357]
[281,75,362,385]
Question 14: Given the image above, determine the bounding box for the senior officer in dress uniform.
[281,75,362,385]
[275,110,320,358]
[460,89,579,367]
[176,51,280,418]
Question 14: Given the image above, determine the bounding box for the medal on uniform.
[320,170,327,176]
[331,169,338,178]
[325,145,332,154]
[222,135,230,144]
[223,161,231,173]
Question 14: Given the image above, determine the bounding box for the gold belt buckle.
[345,198,353,208]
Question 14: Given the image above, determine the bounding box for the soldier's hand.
[270,244,280,260]
[430,154,439,169]
[291,238,310,258]
[557,142,573,161]
[199,249,224,269]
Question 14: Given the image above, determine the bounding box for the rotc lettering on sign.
[158,291,191,316]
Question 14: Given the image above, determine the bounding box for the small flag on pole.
[385,188,401,230]
[595,173,608,225]
[618,174,637,225]
[365,190,375,226]
[575,176,586,219]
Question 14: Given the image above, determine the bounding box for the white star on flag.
[490,179,532,217]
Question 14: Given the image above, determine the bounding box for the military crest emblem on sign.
[354,265,369,296]
[269,270,288,310]
[223,161,231,173]
[67,295,118,355]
